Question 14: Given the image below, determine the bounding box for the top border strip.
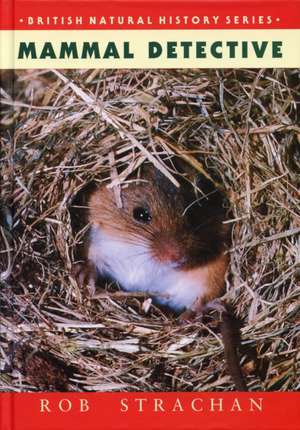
[1,0,300,30]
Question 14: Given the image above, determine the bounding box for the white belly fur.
[89,226,207,312]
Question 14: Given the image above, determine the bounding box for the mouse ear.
[195,174,227,213]
[195,174,216,195]
[152,166,178,197]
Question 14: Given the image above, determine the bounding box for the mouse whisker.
[125,226,154,242]
[123,250,151,260]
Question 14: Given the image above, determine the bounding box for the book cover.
[0,1,299,429]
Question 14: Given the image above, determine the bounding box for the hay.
[0,68,299,392]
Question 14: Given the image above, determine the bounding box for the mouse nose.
[152,236,183,266]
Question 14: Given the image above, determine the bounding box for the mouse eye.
[132,207,152,224]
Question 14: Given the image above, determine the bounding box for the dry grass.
[0,68,299,392]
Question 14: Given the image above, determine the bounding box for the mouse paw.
[178,298,227,326]
[71,261,97,296]
[178,309,204,325]
[203,298,226,314]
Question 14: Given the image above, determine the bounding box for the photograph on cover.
[0,68,299,392]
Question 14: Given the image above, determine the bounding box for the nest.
[0,68,299,392]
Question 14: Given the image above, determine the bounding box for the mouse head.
[88,162,230,270]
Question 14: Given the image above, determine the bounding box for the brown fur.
[187,252,229,305]
[88,164,230,272]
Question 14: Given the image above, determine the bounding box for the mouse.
[72,160,247,391]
